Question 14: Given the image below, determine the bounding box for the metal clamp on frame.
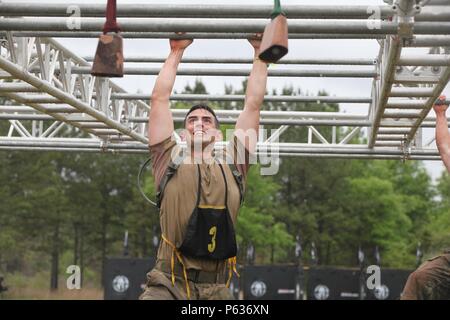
[401,136,411,162]
[100,138,110,153]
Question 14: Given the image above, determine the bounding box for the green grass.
[1,270,103,300]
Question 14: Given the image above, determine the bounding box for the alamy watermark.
[367,6,382,30]
[168,127,280,175]
[66,5,81,30]
[66,265,81,290]
[366,264,381,289]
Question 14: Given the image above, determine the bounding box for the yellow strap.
[232,257,240,277]
[226,260,232,288]
[161,234,191,299]
[161,236,238,296]
[197,205,226,209]
[226,256,240,288]
[171,250,175,285]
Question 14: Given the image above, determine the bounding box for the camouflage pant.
[139,268,234,300]
[401,251,450,300]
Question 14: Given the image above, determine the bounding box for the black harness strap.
[157,159,244,209]
[227,162,244,206]
[156,159,182,209]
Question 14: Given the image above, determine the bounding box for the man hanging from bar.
[400,95,450,300]
[138,33,267,300]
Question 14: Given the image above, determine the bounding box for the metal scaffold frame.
[0,1,449,161]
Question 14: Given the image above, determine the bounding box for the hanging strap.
[194,164,202,208]
[271,0,285,19]
[218,163,240,287]
[156,160,181,208]
[218,164,229,209]
[226,256,240,288]
[103,0,121,34]
[156,147,184,208]
[161,234,191,299]
[228,163,244,206]
[162,234,238,294]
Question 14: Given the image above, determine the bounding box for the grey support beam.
[42,66,378,78]
[0,31,388,40]
[0,4,397,19]
[0,18,402,34]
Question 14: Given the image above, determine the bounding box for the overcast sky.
[8,0,449,181]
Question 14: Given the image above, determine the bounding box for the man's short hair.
[184,104,220,128]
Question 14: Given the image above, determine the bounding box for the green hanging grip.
[271,0,286,20]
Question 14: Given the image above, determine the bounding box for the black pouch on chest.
[178,164,237,260]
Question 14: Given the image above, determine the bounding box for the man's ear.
[179,129,187,142]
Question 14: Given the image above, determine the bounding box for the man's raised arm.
[235,36,268,154]
[148,38,193,146]
[434,95,450,172]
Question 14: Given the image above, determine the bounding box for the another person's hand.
[433,95,448,115]
[170,33,193,51]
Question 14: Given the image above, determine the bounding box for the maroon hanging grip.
[102,0,121,34]
[91,0,124,77]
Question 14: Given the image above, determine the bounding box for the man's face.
[183,108,222,148]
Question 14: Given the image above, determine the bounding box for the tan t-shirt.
[149,133,250,273]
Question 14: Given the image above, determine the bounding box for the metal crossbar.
[0,0,448,161]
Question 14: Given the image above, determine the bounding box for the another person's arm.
[148,38,193,146]
[235,35,268,154]
[433,95,450,172]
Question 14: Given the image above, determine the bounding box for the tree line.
[0,79,449,290]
